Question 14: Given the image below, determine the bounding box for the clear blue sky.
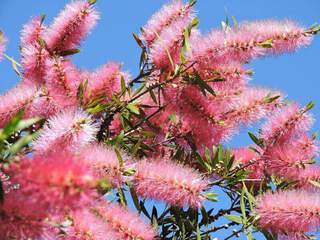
[1,1,320,239]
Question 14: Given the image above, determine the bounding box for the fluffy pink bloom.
[33,108,99,154]
[45,57,81,108]
[224,87,281,125]
[21,43,49,85]
[163,84,235,150]
[260,104,314,145]
[188,20,312,65]
[95,203,156,240]
[67,209,118,240]
[294,165,320,189]
[150,16,193,70]
[256,190,320,234]
[193,63,250,96]
[141,0,194,46]
[232,147,264,184]
[79,143,124,187]
[21,16,45,46]
[4,151,97,215]
[134,159,208,208]
[83,62,129,103]
[0,82,37,128]
[45,0,99,52]
[263,143,315,178]
[0,31,6,61]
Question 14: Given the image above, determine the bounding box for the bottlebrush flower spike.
[21,43,49,85]
[188,20,312,66]
[255,190,320,234]
[68,209,118,240]
[293,165,320,189]
[79,143,124,187]
[4,151,98,215]
[150,16,193,70]
[20,16,45,46]
[224,87,282,126]
[141,0,194,46]
[133,159,208,208]
[263,143,315,178]
[0,31,6,61]
[0,82,37,128]
[83,62,130,102]
[33,108,99,154]
[164,84,235,150]
[260,103,314,145]
[45,56,81,108]
[44,0,99,52]
[95,203,156,240]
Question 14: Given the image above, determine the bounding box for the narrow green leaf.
[117,187,127,206]
[127,103,140,115]
[259,39,273,48]
[225,214,243,224]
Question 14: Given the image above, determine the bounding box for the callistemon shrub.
[0,0,320,239]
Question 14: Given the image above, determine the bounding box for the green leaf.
[205,192,218,202]
[248,132,263,148]
[132,32,145,49]
[60,48,80,56]
[306,101,315,111]
[259,39,273,48]
[88,0,97,5]
[0,110,24,141]
[114,146,124,168]
[196,225,201,240]
[4,54,21,76]
[232,16,237,26]
[117,187,127,206]
[6,131,39,156]
[129,187,141,211]
[225,214,243,224]
[120,76,126,95]
[240,186,247,223]
[127,103,140,115]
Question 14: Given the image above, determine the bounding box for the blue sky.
[1,0,320,239]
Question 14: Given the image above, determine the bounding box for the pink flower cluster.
[0,0,319,239]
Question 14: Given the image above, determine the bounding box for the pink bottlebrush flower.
[0,31,6,61]
[21,16,45,46]
[163,84,236,150]
[224,87,282,125]
[25,86,60,119]
[33,108,99,154]
[0,82,37,128]
[193,63,250,96]
[236,20,312,55]
[279,233,309,240]
[95,203,156,240]
[262,142,315,178]
[260,103,314,145]
[134,159,208,208]
[232,147,264,185]
[255,190,320,234]
[84,62,129,103]
[21,43,49,85]
[188,20,312,65]
[45,0,99,52]
[4,151,97,216]
[294,165,320,189]
[150,16,193,70]
[79,143,124,187]
[67,209,118,240]
[141,0,194,46]
[44,57,81,108]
